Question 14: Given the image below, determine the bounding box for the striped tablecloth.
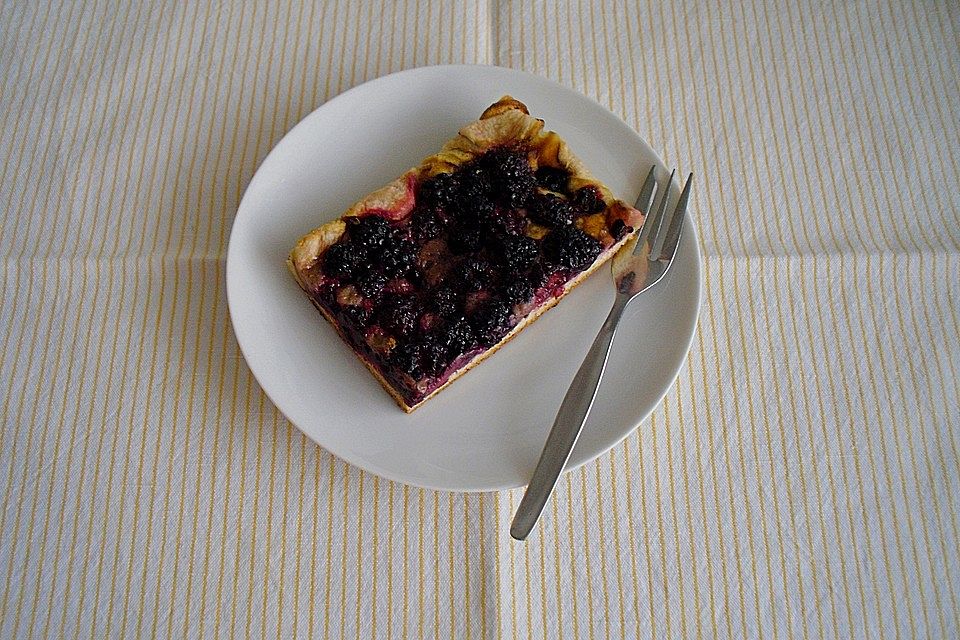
[1,1,958,638]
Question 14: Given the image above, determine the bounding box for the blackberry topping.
[455,165,495,219]
[502,279,535,305]
[411,207,444,242]
[442,318,476,358]
[357,269,388,298]
[454,257,493,291]
[495,235,539,271]
[447,223,484,254]
[483,148,536,207]
[417,338,448,377]
[542,226,603,271]
[609,218,631,241]
[530,193,575,227]
[379,237,416,276]
[469,298,512,345]
[347,215,392,249]
[418,172,460,209]
[341,304,372,328]
[390,342,423,378]
[484,209,527,237]
[572,186,606,215]
[430,286,462,318]
[526,265,551,289]
[380,296,421,337]
[322,242,365,279]
[535,166,570,193]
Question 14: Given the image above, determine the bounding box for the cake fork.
[511,166,693,540]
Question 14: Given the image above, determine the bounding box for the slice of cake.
[288,96,644,412]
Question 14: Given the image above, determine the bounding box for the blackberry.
[380,296,421,337]
[502,279,535,305]
[357,270,388,298]
[484,209,526,237]
[442,318,475,359]
[322,242,365,279]
[411,207,445,242]
[418,172,460,209]
[379,237,416,276]
[341,304,372,328]
[572,186,606,215]
[347,215,392,249]
[469,298,512,345]
[389,342,423,378]
[535,166,570,193]
[447,223,484,254]
[454,257,493,291]
[430,286,462,318]
[483,148,536,207]
[454,165,495,220]
[417,337,449,377]
[527,264,551,289]
[609,218,632,241]
[530,193,575,227]
[495,235,539,271]
[542,227,602,271]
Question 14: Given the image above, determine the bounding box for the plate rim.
[226,63,702,492]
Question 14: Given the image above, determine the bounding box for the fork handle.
[510,295,628,540]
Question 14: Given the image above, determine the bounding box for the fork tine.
[633,165,658,213]
[635,168,674,256]
[657,172,692,260]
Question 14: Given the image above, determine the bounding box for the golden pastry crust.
[287,96,645,412]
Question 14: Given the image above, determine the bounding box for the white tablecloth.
[1,1,958,637]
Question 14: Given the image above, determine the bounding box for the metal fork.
[510,166,693,541]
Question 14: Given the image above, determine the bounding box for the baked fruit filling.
[288,97,644,411]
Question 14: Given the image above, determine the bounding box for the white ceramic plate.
[227,65,701,492]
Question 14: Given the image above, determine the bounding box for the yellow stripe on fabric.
[832,4,929,634]
[69,4,184,631]
[478,493,488,640]
[180,1,253,632]
[107,1,210,634]
[493,492,503,639]
[0,1,89,612]
[234,8,289,639]
[523,513,533,640]
[0,2,61,265]
[77,2,197,629]
[674,7,757,638]
[700,17,786,640]
[537,494,548,637]
[851,3,956,630]
[15,3,147,638]
[316,453,335,639]
[803,8,909,634]
[401,484,410,639]
[871,2,960,602]
[464,495,473,639]
[133,3,233,636]
[778,0,883,629]
[207,6,271,637]
[701,3,812,637]
[507,491,519,638]
[447,493,457,636]
[740,1,849,634]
